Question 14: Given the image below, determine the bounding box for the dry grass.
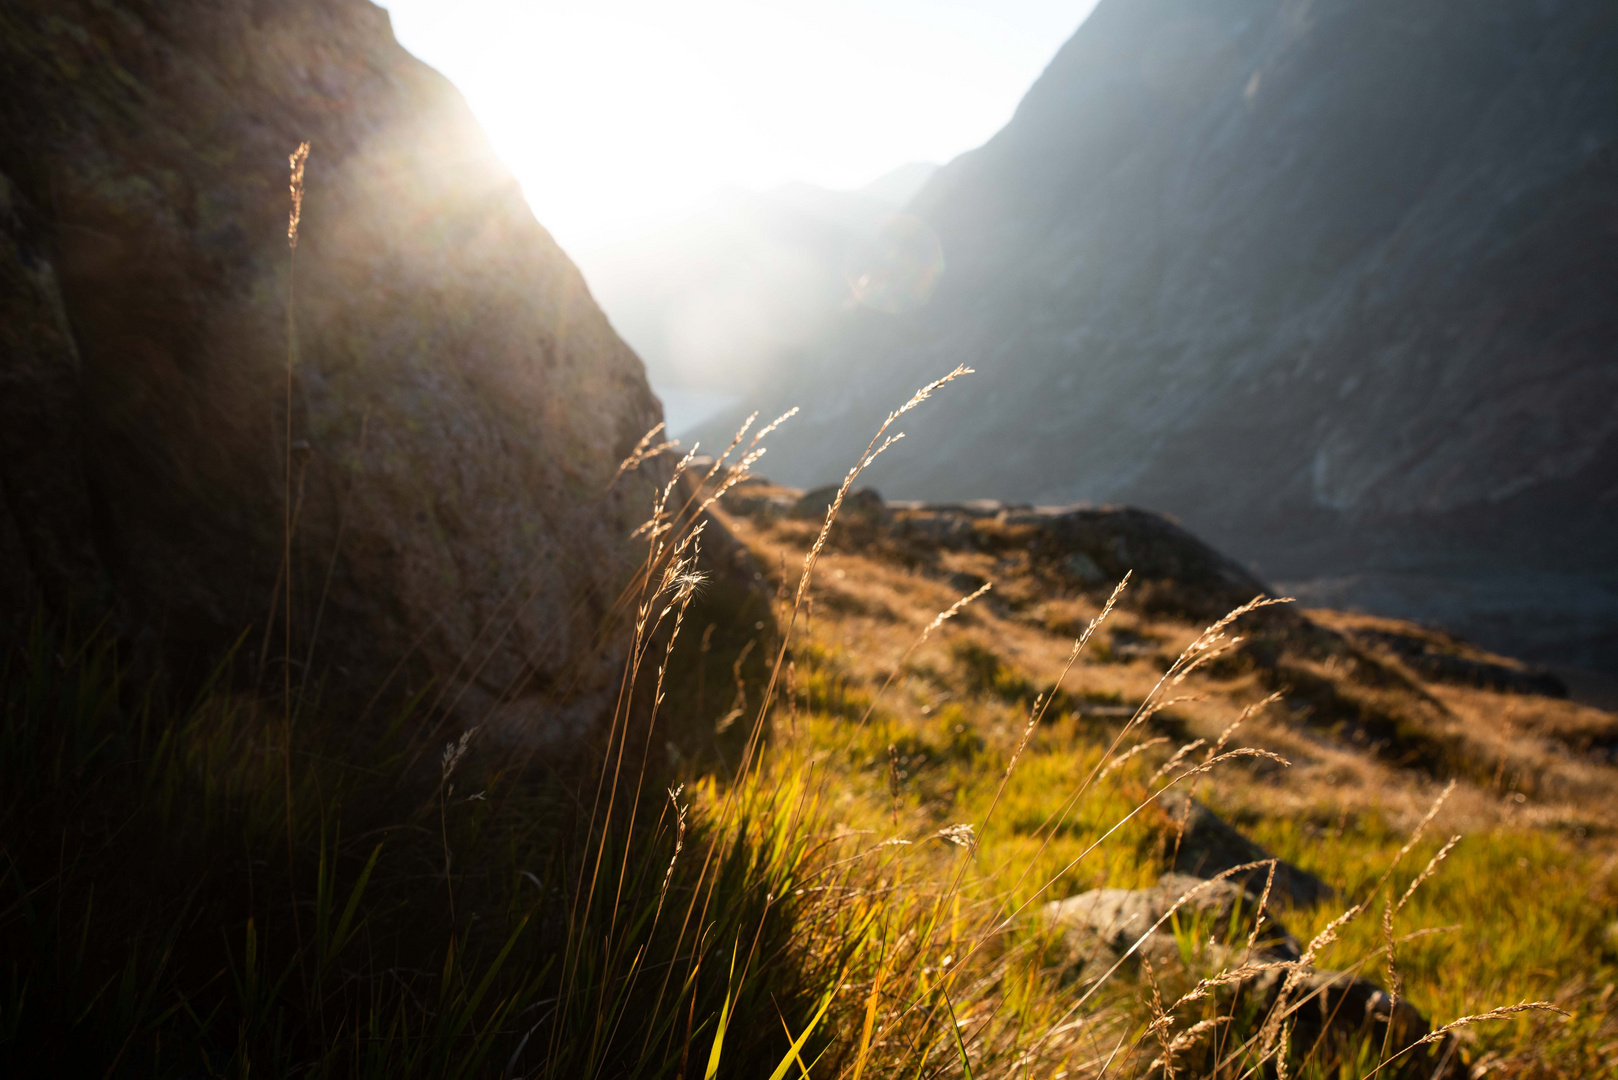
[4,140,1612,1077]
[6,361,1614,1078]
[690,442,1618,1078]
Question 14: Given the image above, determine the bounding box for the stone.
[887,500,1289,625]
[0,0,698,746]
[1043,872,1300,980]
[1239,968,1440,1077]
[1044,874,1448,1076]
[1062,551,1107,585]
[1040,788,1448,1074]
[721,485,798,521]
[788,484,887,523]
[1160,791,1334,909]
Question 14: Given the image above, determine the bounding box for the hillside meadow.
[6,371,1616,1078]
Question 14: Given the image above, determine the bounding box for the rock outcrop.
[1160,790,1334,908]
[0,0,669,743]
[880,497,1289,630]
[1044,872,1301,976]
[723,478,1609,787]
[695,0,1618,673]
[1045,871,1437,1073]
[1164,790,1326,906]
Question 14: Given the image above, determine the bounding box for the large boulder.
[0,0,670,744]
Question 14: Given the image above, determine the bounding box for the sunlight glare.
[381,0,1101,253]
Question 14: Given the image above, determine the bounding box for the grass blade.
[704,941,740,1080]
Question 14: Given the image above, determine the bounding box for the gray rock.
[890,511,976,546]
[1062,551,1107,585]
[1243,968,1436,1075]
[887,500,1286,624]
[1161,791,1334,909]
[788,484,888,523]
[1043,872,1300,980]
[1045,875,1446,1076]
[0,0,699,745]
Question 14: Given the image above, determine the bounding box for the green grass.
[744,603,1617,1078]
[1251,806,1618,1074]
[7,366,1615,1078]
[8,574,1613,1077]
[0,617,834,1078]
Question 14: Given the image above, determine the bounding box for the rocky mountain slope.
[694,0,1618,672]
[730,476,1611,797]
[0,0,670,743]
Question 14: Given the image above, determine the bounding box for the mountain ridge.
[580,164,938,433]
[693,0,1618,672]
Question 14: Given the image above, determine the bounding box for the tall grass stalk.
[1,158,1590,1080]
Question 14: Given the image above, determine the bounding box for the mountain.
[0,0,674,743]
[694,0,1618,673]
[578,163,936,434]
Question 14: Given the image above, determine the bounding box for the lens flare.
[843,212,945,314]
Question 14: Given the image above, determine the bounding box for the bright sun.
[380,0,1099,254]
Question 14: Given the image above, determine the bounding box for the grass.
[733,635,1612,1076]
[1253,809,1618,1073]
[8,357,1616,1076]
[0,613,824,1078]
[663,398,1618,1077]
[7,356,1616,1078]
[3,154,1612,1075]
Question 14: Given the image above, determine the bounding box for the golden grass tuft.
[5,166,1613,1077]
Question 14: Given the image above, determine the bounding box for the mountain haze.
[695,0,1618,671]
[580,164,936,433]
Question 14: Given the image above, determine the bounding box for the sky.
[380,0,1101,254]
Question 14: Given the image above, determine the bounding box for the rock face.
[887,500,1282,627]
[0,0,667,743]
[696,0,1618,672]
[1160,791,1334,909]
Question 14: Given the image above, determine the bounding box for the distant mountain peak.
[856,161,940,207]
[691,0,1618,673]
